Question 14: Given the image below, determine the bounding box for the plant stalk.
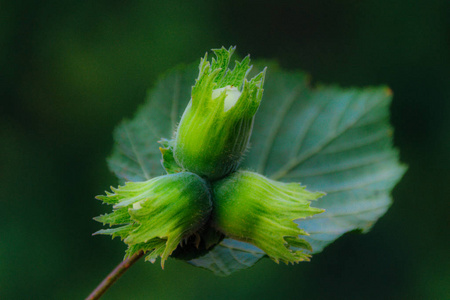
[86,251,145,300]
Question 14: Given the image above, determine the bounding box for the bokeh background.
[2,0,449,299]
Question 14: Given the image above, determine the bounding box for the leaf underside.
[107,63,406,276]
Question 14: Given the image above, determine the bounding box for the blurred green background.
[2,0,449,299]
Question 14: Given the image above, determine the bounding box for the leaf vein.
[219,242,264,256]
[170,73,180,131]
[290,98,328,159]
[270,95,388,180]
[209,250,229,275]
[123,123,150,179]
[320,129,388,155]
[307,202,390,220]
[257,85,303,173]
[227,248,254,267]
[285,152,394,178]
[324,171,401,194]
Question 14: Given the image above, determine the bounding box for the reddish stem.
[86,251,145,300]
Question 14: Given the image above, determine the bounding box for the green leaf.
[188,239,265,276]
[158,139,183,174]
[107,65,197,183]
[107,63,406,276]
[242,70,407,253]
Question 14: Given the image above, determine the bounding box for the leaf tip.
[385,86,393,96]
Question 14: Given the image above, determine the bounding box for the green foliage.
[243,70,407,253]
[107,65,198,183]
[106,61,405,275]
[158,139,182,174]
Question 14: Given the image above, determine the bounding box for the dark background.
[2,0,449,299]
